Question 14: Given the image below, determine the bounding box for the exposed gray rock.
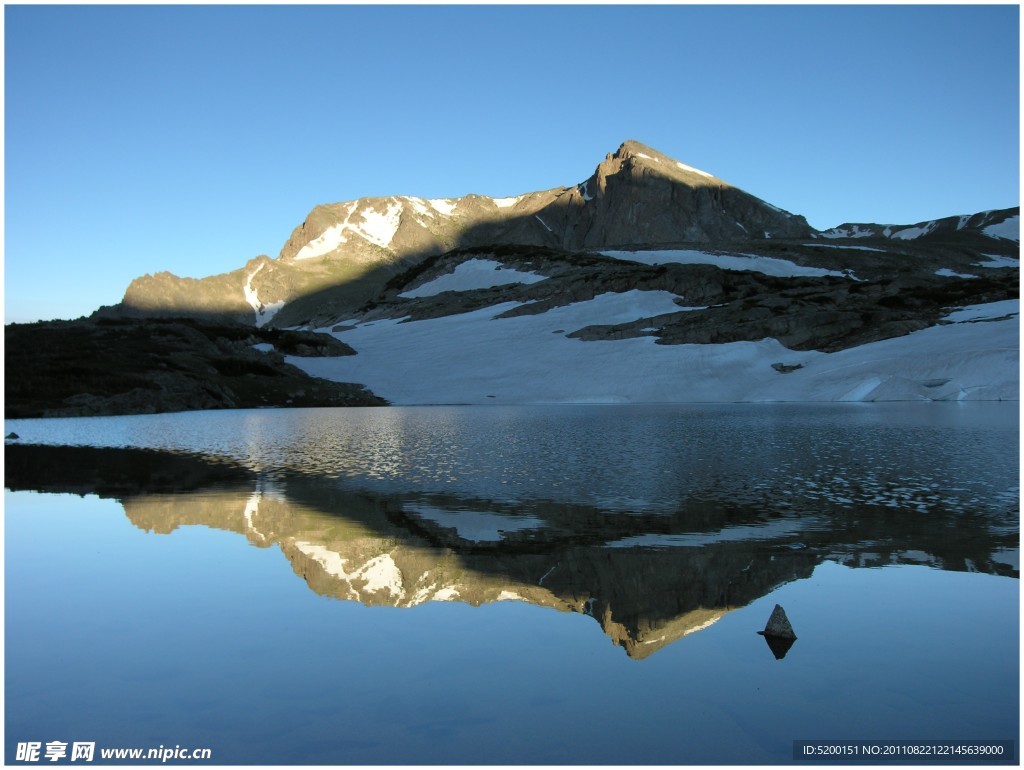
[759,603,797,640]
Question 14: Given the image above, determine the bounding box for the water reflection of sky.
[4,403,1019,763]
[5,490,1019,765]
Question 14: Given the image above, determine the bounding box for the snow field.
[399,259,547,298]
[600,249,847,278]
[290,290,812,404]
[288,293,1018,404]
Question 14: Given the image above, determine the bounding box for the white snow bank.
[289,296,1017,405]
[600,249,847,278]
[976,253,1019,269]
[804,243,887,253]
[983,214,1019,241]
[942,299,1018,322]
[290,290,809,405]
[754,300,1018,403]
[934,268,977,279]
[675,160,714,179]
[891,221,937,240]
[429,198,458,216]
[492,195,522,209]
[399,259,547,298]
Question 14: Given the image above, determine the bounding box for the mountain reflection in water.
[6,435,1017,660]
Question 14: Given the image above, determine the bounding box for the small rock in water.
[5,432,19,440]
[759,603,797,640]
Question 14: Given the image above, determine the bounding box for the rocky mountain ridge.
[11,140,1017,412]
[110,140,817,327]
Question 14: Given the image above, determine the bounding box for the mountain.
[109,140,814,328]
[8,140,1017,413]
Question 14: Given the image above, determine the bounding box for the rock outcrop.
[5,317,386,417]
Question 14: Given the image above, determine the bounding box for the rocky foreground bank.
[5,317,386,418]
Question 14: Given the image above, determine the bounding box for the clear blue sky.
[5,4,1019,322]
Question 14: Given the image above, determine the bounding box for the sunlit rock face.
[106,140,816,327]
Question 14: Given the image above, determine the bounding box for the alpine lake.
[4,403,1019,765]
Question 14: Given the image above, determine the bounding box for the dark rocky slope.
[5,317,386,418]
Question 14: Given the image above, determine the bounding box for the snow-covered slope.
[818,207,1019,244]
[288,296,1017,404]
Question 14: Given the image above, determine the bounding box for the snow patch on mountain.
[983,214,1019,241]
[803,243,887,253]
[891,221,937,240]
[294,222,350,260]
[600,249,846,278]
[402,196,437,219]
[399,259,547,298]
[492,195,522,209]
[293,200,405,258]
[429,198,458,216]
[976,253,1019,269]
[358,202,404,248]
[676,161,714,179]
[243,263,284,327]
[934,268,977,279]
[820,225,875,239]
[942,299,1018,322]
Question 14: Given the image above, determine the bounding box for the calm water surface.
[4,404,1019,764]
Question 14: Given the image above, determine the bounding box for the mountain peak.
[615,139,659,158]
[603,140,722,186]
